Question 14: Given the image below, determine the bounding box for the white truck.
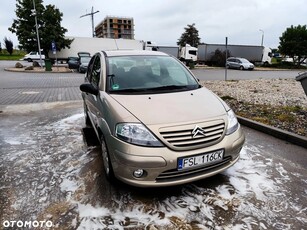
[146,42,198,63]
[48,37,198,64]
[197,43,272,65]
[48,37,144,63]
[180,44,198,63]
[156,46,180,58]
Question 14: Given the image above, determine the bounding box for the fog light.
[133,169,144,178]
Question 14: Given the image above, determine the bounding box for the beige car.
[80,50,245,187]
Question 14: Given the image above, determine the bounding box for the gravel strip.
[202,79,307,108]
[201,79,307,136]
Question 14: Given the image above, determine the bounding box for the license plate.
[178,149,224,170]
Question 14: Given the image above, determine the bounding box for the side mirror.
[80,83,99,95]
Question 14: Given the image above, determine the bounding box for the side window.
[91,56,101,87]
[188,50,197,56]
[86,56,96,81]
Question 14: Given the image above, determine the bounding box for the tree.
[9,0,72,58]
[4,37,14,55]
[279,25,307,66]
[177,23,201,47]
[39,4,73,57]
[210,49,231,67]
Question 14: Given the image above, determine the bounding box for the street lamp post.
[32,0,43,67]
[259,29,264,46]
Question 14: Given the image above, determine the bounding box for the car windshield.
[240,58,250,63]
[106,55,199,94]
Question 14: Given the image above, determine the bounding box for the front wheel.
[239,66,244,70]
[101,137,115,181]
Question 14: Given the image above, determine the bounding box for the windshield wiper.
[109,88,150,93]
[109,85,200,94]
[150,85,188,90]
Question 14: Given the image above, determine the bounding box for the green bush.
[209,49,231,67]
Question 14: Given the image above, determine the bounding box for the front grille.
[159,120,225,150]
[156,156,232,182]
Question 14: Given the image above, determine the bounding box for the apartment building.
[95,16,134,39]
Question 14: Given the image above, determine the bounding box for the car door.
[84,55,102,131]
[68,57,80,69]
[232,58,240,69]
[228,58,236,68]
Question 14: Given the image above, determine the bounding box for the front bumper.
[106,126,245,187]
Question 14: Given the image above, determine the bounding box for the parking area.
[1,61,306,229]
[0,102,306,229]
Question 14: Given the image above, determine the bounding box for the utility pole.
[225,37,228,81]
[80,6,99,37]
[259,29,264,46]
[32,0,43,67]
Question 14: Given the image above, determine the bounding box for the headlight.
[116,123,163,147]
[226,109,239,135]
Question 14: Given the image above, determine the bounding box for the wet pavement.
[0,102,306,229]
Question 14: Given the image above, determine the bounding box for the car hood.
[110,88,227,125]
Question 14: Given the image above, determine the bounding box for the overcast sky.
[1,0,306,49]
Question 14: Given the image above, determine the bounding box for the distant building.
[95,16,134,39]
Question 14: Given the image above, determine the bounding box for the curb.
[4,67,73,73]
[238,116,307,149]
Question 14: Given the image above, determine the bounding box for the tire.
[239,66,244,70]
[84,103,92,127]
[100,136,115,181]
[27,58,32,62]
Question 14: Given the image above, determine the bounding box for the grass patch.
[0,55,24,61]
[277,114,295,122]
[252,116,270,124]
[0,49,26,61]
[221,95,236,100]
[284,105,302,113]
[222,98,307,136]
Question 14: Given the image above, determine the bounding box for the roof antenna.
[80,6,99,37]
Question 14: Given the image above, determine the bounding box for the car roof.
[103,50,169,57]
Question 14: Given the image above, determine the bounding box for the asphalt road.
[0,102,306,229]
[0,61,84,105]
